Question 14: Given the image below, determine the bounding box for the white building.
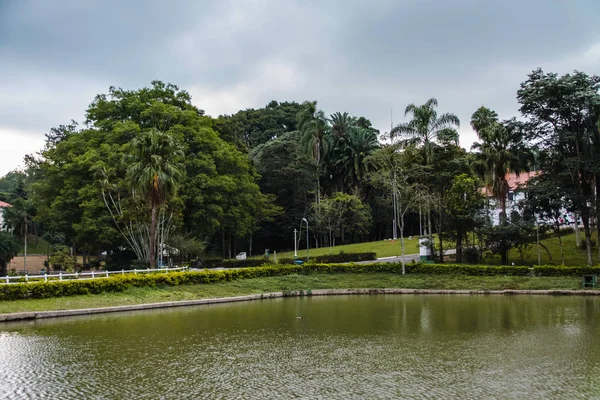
[481,172,575,226]
[0,201,10,230]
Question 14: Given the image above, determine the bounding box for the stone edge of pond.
[1,288,600,323]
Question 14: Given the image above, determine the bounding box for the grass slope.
[263,237,423,260]
[18,236,51,256]
[0,273,584,314]
[260,232,598,266]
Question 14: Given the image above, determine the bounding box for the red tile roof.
[479,171,539,195]
[0,201,11,208]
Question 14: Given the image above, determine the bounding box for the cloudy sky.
[1,0,599,176]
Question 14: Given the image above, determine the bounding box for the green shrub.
[532,265,600,276]
[311,252,377,263]
[2,262,599,302]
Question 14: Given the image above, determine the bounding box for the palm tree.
[298,101,329,206]
[298,101,329,167]
[127,129,184,268]
[470,106,499,139]
[330,112,356,138]
[390,98,460,164]
[471,119,533,224]
[333,127,379,191]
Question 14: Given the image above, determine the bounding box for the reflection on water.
[1,295,599,399]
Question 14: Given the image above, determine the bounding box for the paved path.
[358,249,457,264]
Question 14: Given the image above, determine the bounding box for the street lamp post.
[302,218,309,262]
[294,229,298,257]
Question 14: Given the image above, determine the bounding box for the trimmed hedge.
[200,259,279,269]
[532,265,600,277]
[2,262,599,301]
[311,252,377,263]
[201,252,376,268]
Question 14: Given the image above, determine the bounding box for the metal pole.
[536,216,541,266]
[302,218,309,262]
[306,222,309,262]
[294,229,298,257]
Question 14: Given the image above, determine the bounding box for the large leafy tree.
[214,100,303,149]
[33,81,275,265]
[0,232,20,275]
[445,173,485,263]
[517,69,600,265]
[252,131,314,251]
[127,129,184,268]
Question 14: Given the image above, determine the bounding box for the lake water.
[1,295,599,399]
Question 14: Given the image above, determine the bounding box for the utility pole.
[302,218,309,262]
[390,109,398,239]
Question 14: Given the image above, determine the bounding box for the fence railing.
[0,266,189,285]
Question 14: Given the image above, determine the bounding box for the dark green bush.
[311,252,377,263]
[532,265,600,276]
[200,259,277,269]
[201,252,375,268]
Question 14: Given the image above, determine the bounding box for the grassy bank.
[262,231,600,266]
[0,273,586,314]
[258,237,423,259]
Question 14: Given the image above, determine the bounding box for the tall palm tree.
[332,127,379,191]
[330,112,356,138]
[298,101,329,167]
[471,119,533,223]
[127,129,184,268]
[470,106,499,139]
[390,98,460,164]
[298,101,329,205]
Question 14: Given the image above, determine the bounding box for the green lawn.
[18,235,51,256]
[0,273,585,314]
[261,231,597,266]
[487,232,598,266]
[263,236,424,260]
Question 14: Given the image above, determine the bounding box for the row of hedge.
[200,252,377,268]
[2,262,599,301]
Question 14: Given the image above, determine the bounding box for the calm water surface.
[1,295,599,399]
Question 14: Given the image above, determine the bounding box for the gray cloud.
[1,0,599,161]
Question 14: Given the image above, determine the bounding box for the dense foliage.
[3,67,600,268]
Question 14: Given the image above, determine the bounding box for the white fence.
[0,266,188,285]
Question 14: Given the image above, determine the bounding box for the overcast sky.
[1,0,600,176]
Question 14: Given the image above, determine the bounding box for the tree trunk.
[400,212,406,275]
[456,232,463,263]
[581,208,593,266]
[427,203,434,260]
[249,234,253,257]
[222,230,226,258]
[574,213,581,247]
[499,191,507,225]
[24,216,28,274]
[149,203,157,268]
[556,227,565,265]
[596,177,600,261]
[438,193,444,263]
[538,242,553,263]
